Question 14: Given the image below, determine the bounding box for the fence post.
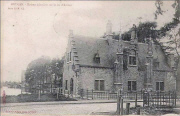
[120,98,124,115]
[135,92,137,107]
[175,91,176,107]
[108,90,110,100]
[38,89,41,100]
[126,103,130,115]
[68,90,69,98]
[160,91,161,107]
[163,92,164,107]
[148,92,149,107]
[87,89,88,100]
[92,89,93,100]
[143,91,144,107]
[82,89,84,99]
[169,91,171,107]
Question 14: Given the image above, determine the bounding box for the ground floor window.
[95,80,105,91]
[128,81,136,91]
[156,82,164,91]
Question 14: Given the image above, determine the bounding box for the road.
[1,102,118,115]
[2,100,180,116]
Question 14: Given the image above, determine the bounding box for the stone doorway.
[70,78,74,94]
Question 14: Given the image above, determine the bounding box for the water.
[1,87,21,96]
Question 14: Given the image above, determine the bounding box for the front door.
[70,78,73,94]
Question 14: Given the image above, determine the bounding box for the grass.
[2,93,77,103]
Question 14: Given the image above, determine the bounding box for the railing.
[145,91,177,108]
[79,89,118,100]
[79,89,143,100]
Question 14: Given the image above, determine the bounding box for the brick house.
[63,21,176,96]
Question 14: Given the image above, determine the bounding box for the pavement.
[1,99,143,115]
[1,99,117,107]
[173,100,180,114]
[1,99,180,115]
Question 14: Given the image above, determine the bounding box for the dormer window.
[94,52,100,64]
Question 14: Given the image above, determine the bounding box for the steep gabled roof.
[71,35,171,71]
[72,35,118,68]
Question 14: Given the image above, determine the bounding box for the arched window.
[123,49,128,70]
[129,50,136,65]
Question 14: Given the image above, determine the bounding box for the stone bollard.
[120,98,124,115]
[117,96,121,115]
[136,106,141,115]
[126,103,130,115]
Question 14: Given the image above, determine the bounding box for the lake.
[1,86,21,96]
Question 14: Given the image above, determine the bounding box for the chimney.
[106,20,112,35]
[131,24,137,41]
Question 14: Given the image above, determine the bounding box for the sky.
[1,1,175,82]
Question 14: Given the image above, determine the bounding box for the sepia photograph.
[1,0,180,116]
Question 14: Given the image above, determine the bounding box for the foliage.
[25,56,64,93]
[121,21,158,43]
[158,18,180,37]
[154,0,180,20]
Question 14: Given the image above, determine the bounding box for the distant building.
[63,21,177,96]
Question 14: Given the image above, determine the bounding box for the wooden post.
[92,89,93,100]
[68,90,69,98]
[143,91,144,107]
[160,91,161,107]
[87,89,88,100]
[108,90,110,100]
[57,88,59,100]
[169,91,171,107]
[38,89,41,100]
[157,91,159,108]
[117,96,121,115]
[126,103,130,115]
[175,91,176,107]
[163,93,164,107]
[135,92,137,107]
[148,92,149,107]
[120,98,124,115]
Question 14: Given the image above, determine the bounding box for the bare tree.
[160,25,180,68]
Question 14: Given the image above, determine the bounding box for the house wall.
[79,67,114,91]
[123,67,145,91]
[153,71,176,91]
